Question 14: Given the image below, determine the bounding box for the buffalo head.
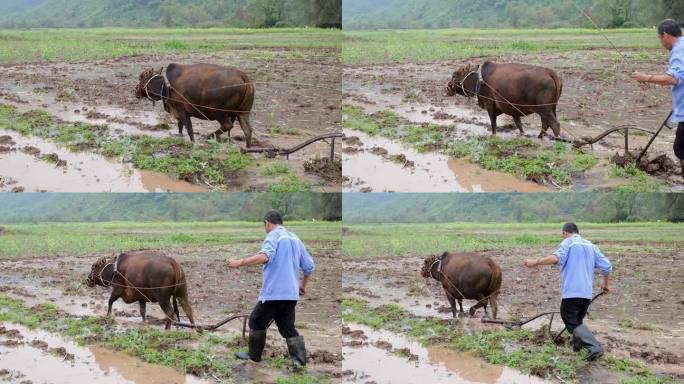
[135,67,165,101]
[421,254,441,279]
[446,64,480,97]
[85,256,112,288]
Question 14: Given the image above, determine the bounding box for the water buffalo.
[135,63,255,146]
[446,62,562,138]
[86,250,195,329]
[421,252,501,319]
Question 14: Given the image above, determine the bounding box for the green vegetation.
[611,164,663,193]
[447,136,598,187]
[262,163,314,192]
[0,295,324,383]
[343,28,657,65]
[0,0,340,29]
[0,28,340,64]
[341,222,684,258]
[344,104,600,187]
[618,319,655,331]
[0,220,340,258]
[0,105,256,187]
[342,297,674,383]
[343,0,675,30]
[342,193,684,224]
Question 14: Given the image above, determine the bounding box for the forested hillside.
[342,193,684,223]
[0,0,341,28]
[0,193,342,223]
[343,0,682,29]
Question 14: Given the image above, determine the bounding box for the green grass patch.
[0,104,253,187]
[343,28,658,65]
[610,164,663,192]
[0,221,340,258]
[341,222,684,258]
[0,28,341,65]
[0,295,327,382]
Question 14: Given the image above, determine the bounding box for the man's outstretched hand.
[523,259,538,268]
[225,259,242,269]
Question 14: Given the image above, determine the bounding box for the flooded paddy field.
[342,29,684,192]
[0,220,342,383]
[0,29,342,192]
[341,222,684,383]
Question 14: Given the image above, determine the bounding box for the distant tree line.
[343,193,684,223]
[343,0,684,30]
[0,193,341,223]
[0,0,341,29]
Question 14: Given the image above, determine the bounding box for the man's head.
[562,222,579,238]
[658,19,682,50]
[263,209,283,233]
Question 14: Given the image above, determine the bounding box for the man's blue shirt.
[555,234,612,300]
[667,37,684,122]
[258,225,315,302]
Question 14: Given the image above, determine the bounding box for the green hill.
[0,0,341,28]
[342,0,672,30]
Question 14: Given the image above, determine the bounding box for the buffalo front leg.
[184,116,195,143]
[107,294,118,317]
[237,114,253,148]
[446,293,457,318]
[139,301,147,322]
[458,299,465,316]
[487,109,498,135]
[177,119,184,137]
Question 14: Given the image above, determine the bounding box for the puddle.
[0,129,206,192]
[343,129,551,192]
[342,324,550,384]
[0,323,209,384]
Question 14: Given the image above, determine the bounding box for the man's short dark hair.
[658,19,682,37]
[264,209,283,225]
[562,222,579,234]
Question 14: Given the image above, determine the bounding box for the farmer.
[226,209,315,366]
[523,222,612,361]
[632,19,684,177]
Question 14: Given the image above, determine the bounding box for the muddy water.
[343,324,550,384]
[0,129,206,192]
[343,129,551,192]
[0,323,209,384]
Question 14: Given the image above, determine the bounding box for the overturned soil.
[0,241,342,382]
[343,49,684,191]
[0,46,341,192]
[342,241,684,383]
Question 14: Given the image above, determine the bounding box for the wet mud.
[0,46,342,191]
[343,49,684,191]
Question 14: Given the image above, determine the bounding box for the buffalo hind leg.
[177,296,196,325]
[209,119,234,143]
[513,116,525,134]
[539,112,561,138]
[184,116,195,143]
[139,301,147,322]
[469,296,488,317]
[457,299,465,317]
[176,119,184,137]
[158,296,177,330]
[489,293,499,320]
[237,114,253,148]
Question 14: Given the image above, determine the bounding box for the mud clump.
[40,153,67,167]
[49,346,75,361]
[369,146,388,156]
[343,146,362,154]
[29,340,48,351]
[303,157,342,182]
[343,136,363,147]
[388,154,415,168]
[433,111,457,120]
[394,347,419,361]
[638,154,677,175]
[0,145,13,154]
[0,135,15,145]
[21,146,41,156]
[373,340,393,352]
[310,350,342,364]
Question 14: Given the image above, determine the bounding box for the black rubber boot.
[236,329,267,362]
[286,336,307,366]
[572,324,603,361]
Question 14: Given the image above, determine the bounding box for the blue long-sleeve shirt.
[258,225,315,302]
[667,37,684,122]
[555,234,612,300]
